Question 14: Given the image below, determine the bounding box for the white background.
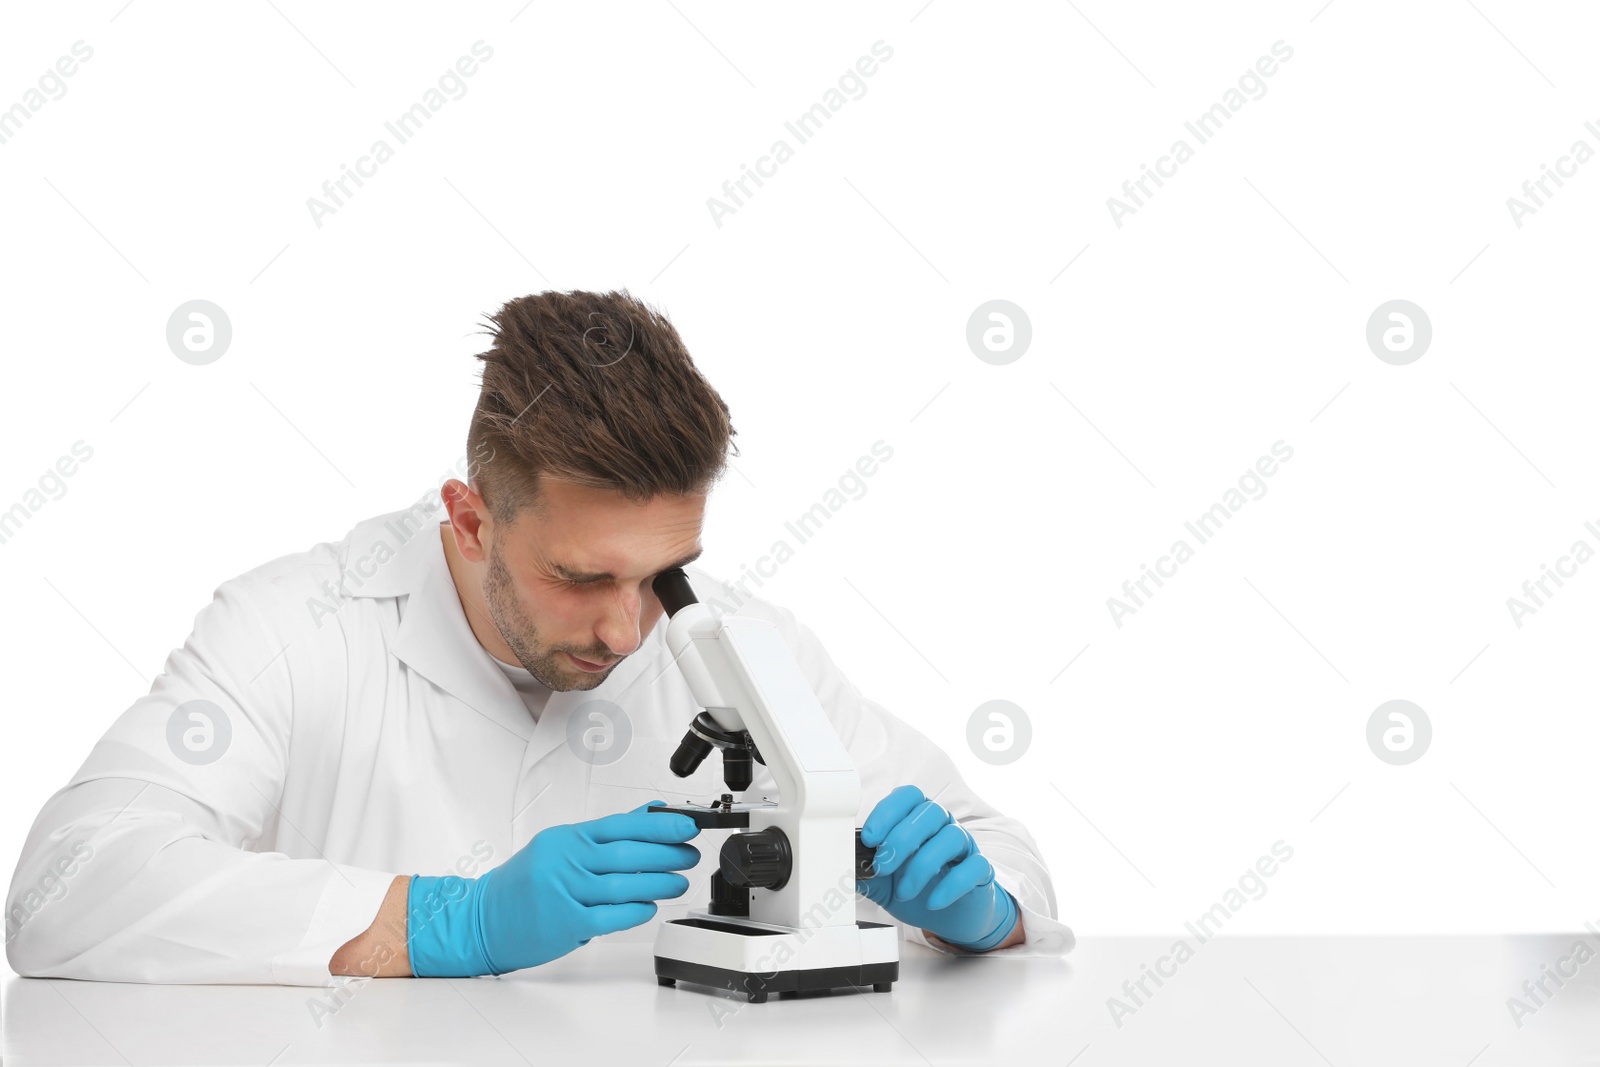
[3,1,1598,977]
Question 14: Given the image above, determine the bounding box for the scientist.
[5,289,1073,984]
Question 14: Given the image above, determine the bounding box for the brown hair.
[465,289,737,523]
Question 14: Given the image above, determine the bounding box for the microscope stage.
[646,800,774,829]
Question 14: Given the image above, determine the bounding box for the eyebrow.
[551,546,704,583]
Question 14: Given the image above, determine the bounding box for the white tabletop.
[5,935,1597,1065]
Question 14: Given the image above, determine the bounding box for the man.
[5,290,1073,985]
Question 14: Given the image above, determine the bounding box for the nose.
[593,585,645,658]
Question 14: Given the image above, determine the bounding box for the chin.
[566,671,606,690]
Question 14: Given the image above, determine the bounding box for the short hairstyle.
[465,289,737,524]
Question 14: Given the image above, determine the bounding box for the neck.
[438,521,520,664]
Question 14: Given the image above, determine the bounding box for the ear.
[442,479,491,563]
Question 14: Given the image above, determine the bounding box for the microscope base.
[653,916,900,1003]
[655,958,898,1002]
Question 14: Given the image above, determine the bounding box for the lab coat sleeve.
[760,600,1075,960]
[4,576,396,985]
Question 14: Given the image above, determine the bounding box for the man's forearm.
[330,875,413,976]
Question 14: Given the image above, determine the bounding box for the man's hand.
[856,785,1021,953]
[405,801,701,977]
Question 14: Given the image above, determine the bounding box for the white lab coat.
[5,504,1074,985]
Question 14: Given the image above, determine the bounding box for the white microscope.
[646,567,899,1003]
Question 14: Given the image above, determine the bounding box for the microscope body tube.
[663,601,861,933]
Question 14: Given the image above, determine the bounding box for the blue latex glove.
[406,801,701,976]
[857,785,1019,952]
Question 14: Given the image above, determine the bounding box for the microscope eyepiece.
[652,567,698,618]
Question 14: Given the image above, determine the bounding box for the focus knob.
[720,827,792,891]
[855,828,878,879]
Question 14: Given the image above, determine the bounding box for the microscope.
[646,567,899,1003]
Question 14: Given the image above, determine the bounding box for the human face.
[481,478,706,692]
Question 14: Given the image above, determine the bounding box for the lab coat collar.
[337,508,658,761]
